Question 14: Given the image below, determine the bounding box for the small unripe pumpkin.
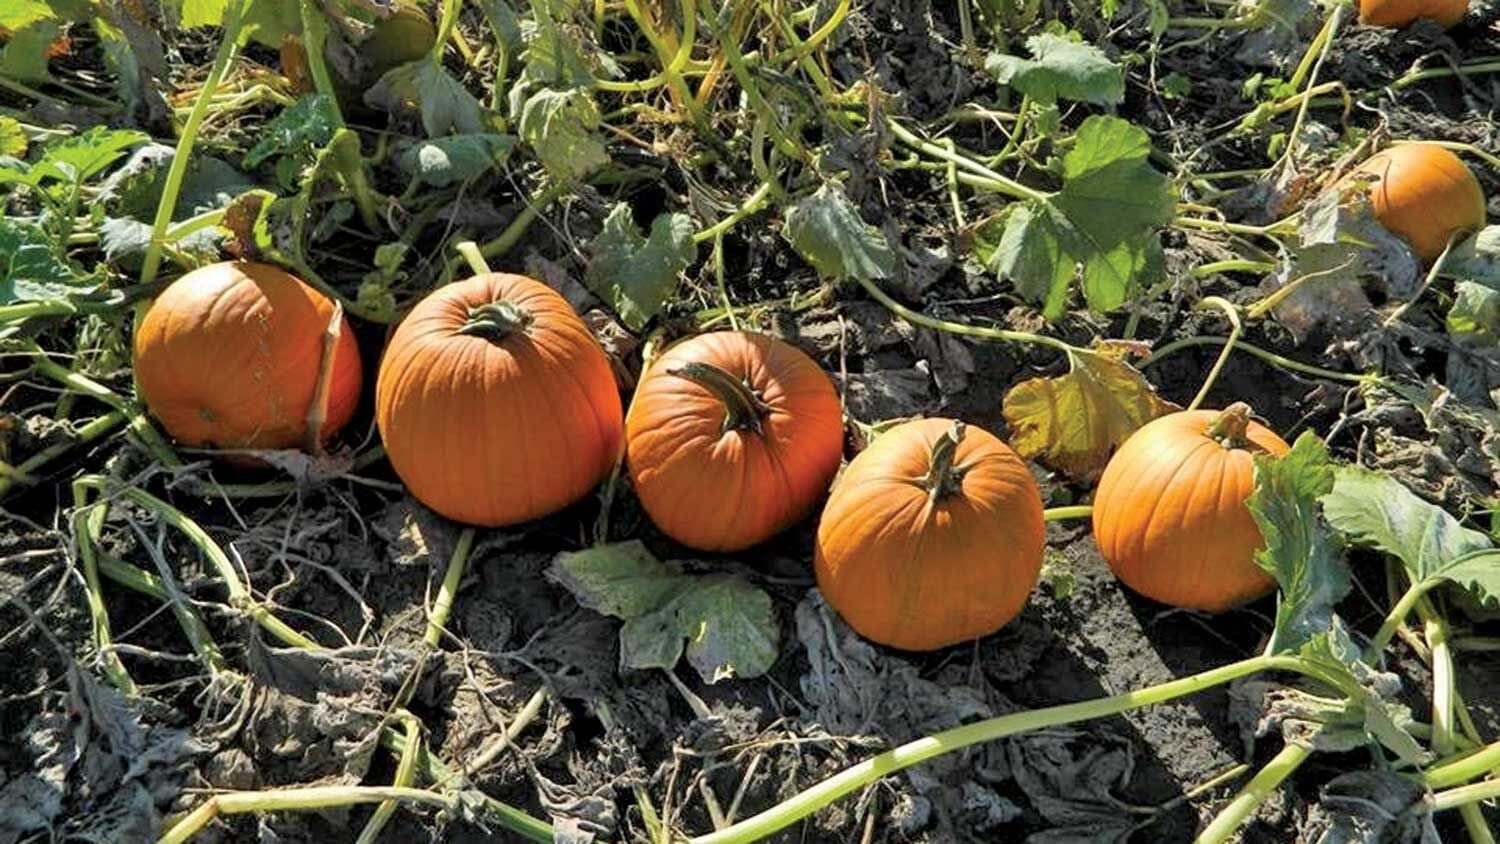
[134,261,363,453]
[375,273,623,527]
[625,331,843,552]
[1339,143,1486,262]
[1358,0,1466,28]
[815,419,1045,651]
[1092,404,1290,612]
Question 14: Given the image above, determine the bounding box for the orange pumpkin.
[815,419,1045,651]
[625,331,843,551]
[133,261,362,452]
[1091,404,1290,612]
[375,273,623,527]
[1340,143,1486,262]
[1358,0,1466,28]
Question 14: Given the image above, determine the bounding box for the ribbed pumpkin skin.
[133,261,362,452]
[815,419,1045,651]
[375,273,622,527]
[1092,410,1290,612]
[1343,143,1486,262]
[1358,0,1466,28]
[625,332,843,551]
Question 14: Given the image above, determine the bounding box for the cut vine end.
[669,362,771,435]
[458,300,534,343]
[1206,402,1254,449]
[923,421,969,502]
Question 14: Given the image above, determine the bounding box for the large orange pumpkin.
[625,331,843,551]
[1358,0,1466,28]
[133,261,362,452]
[1091,404,1290,612]
[815,418,1045,651]
[1339,143,1485,262]
[375,273,623,527]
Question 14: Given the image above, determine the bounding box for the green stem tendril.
[670,362,771,434]
[1205,402,1254,449]
[458,302,534,342]
[923,422,968,503]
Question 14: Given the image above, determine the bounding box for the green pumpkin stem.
[669,361,770,434]
[923,421,969,503]
[457,301,534,342]
[1206,402,1254,449]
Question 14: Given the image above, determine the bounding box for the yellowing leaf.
[1002,343,1177,481]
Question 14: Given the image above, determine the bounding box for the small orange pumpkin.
[1340,143,1486,262]
[1091,403,1290,612]
[1358,0,1466,28]
[375,273,623,527]
[133,261,362,452]
[625,331,843,552]
[815,419,1045,651]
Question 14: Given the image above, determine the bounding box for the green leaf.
[0,218,93,304]
[1321,467,1496,606]
[177,0,229,28]
[102,144,254,221]
[238,0,302,47]
[29,127,150,187]
[1447,281,1500,345]
[984,33,1124,106]
[988,116,1174,317]
[783,183,895,282]
[244,95,337,171]
[368,60,485,138]
[1294,623,1430,767]
[585,204,696,331]
[0,0,57,29]
[473,0,524,57]
[398,133,516,187]
[1247,431,1347,655]
[0,20,60,82]
[1447,225,1500,287]
[0,117,26,158]
[548,541,781,683]
[516,87,608,182]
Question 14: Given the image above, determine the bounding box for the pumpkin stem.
[1206,402,1254,449]
[923,421,969,502]
[669,361,771,434]
[458,301,534,342]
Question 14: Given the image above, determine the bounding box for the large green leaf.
[516,87,608,182]
[984,33,1124,106]
[1321,467,1498,606]
[548,541,780,683]
[987,116,1174,318]
[398,133,516,187]
[0,218,96,304]
[585,204,696,331]
[244,95,337,171]
[1446,225,1500,287]
[369,60,486,138]
[0,21,60,82]
[27,127,150,187]
[783,183,895,282]
[1247,431,1347,655]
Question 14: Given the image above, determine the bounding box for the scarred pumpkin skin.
[1091,405,1290,613]
[133,261,362,452]
[1341,143,1486,262]
[626,331,843,552]
[375,273,623,527]
[815,418,1045,652]
[1358,0,1466,28]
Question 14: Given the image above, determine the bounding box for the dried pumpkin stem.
[1204,402,1253,449]
[922,422,968,503]
[669,362,771,434]
[458,302,534,342]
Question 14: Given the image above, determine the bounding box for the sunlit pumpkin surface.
[133,260,362,452]
[815,418,1045,651]
[1092,407,1290,612]
[1341,142,1486,262]
[626,331,844,552]
[1357,0,1466,28]
[375,272,623,527]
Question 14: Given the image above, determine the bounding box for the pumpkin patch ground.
[4,2,1500,843]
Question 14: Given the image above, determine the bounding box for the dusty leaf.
[1001,344,1177,481]
[0,218,96,304]
[547,541,780,683]
[398,133,515,187]
[516,87,608,182]
[584,204,695,331]
[368,60,485,138]
[243,94,337,171]
[783,183,896,281]
[1247,432,1347,654]
[1447,225,1500,287]
[984,33,1124,106]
